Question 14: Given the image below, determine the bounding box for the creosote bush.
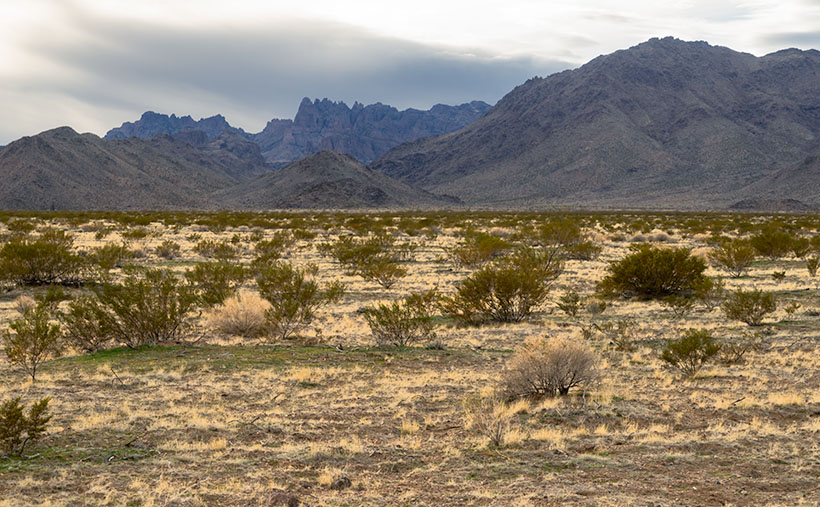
[1,397,51,457]
[749,226,796,260]
[319,234,409,288]
[65,267,200,349]
[154,240,181,259]
[708,239,757,277]
[661,329,721,378]
[256,262,344,341]
[556,289,582,317]
[0,231,85,286]
[599,245,707,299]
[722,288,777,326]
[185,261,248,308]
[363,290,438,347]
[2,301,62,381]
[440,248,562,326]
[88,242,134,276]
[500,336,599,400]
[449,231,511,267]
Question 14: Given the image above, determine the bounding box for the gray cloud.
[761,31,820,49]
[1,11,569,144]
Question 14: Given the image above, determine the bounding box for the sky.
[2,0,820,145]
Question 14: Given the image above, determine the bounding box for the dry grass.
[1,212,820,505]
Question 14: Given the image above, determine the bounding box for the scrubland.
[1,210,819,506]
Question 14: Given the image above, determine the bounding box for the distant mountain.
[215,150,457,209]
[251,98,491,166]
[0,127,269,210]
[104,111,245,140]
[372,37,820,208]
[105,99,491,167]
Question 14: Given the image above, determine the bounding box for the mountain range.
[104,99,491,166]
[2,37,820,211]
[372,37,820,209]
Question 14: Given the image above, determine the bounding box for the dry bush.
[154,240,181,259]
[500,336,599,400]
[750,226,796,260]
[594,318,637,351]
[462,396,515,447]
[206,289,270,339]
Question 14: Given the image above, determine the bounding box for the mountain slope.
[215,150,457,209]
[372,37,820,208]
[0,127,269,210]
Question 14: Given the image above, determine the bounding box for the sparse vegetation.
[0,210,818,505]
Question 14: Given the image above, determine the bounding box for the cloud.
[0,10,568,144]
[760,31,820,49]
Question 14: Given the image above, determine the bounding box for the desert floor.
[1,211,819,506]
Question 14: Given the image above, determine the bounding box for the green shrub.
[363,290,438,347]
[565,241,602,261]
[556,289,582,317]
[708,239,757,277]
[2,302,62,381]
[440,248,562,325]
[185,262,248,308]
[318,234,409,288]
[154,240,181,259]
[0,397,51,457]
[750,226,795,260]
[722,288,777,326]
[252,232,295,266]
[88,242,134,276]
[0,231,85,286]
[256,262,344,341]
[662,295,695,318]
[193,239,237,260]
[500,336,599,399]
[661,329,721,377]
[807,256,819,278]
[449,231,511,267]
[72,268,200,348]
[599,245,707,299]
[693,276,726,312]
[61,296,114,353]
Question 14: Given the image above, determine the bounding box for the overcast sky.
[2,0,820,144]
